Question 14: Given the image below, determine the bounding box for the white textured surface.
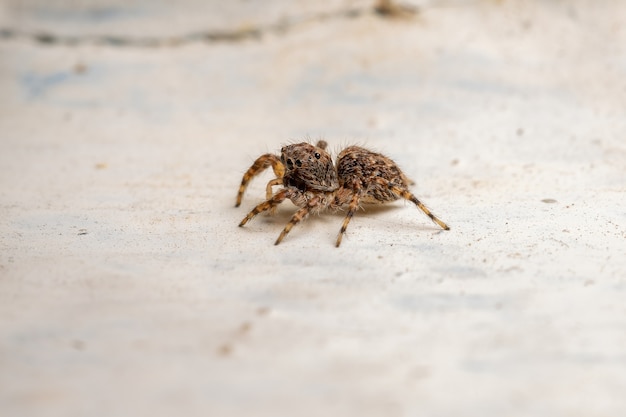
[1,1,625,416]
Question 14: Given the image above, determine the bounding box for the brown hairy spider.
[236,140,449,247]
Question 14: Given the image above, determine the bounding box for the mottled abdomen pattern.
[337,146,411,203]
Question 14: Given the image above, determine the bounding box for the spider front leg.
[236,154,285,207]
[239,189,289,227]
[275,206,311,245]
[375,178,450,230]
[265,178,283,201]
[265,178,283,215]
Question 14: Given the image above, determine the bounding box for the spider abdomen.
[337,146,410,203]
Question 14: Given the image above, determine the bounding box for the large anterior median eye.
[314,152,321,159]
[295,159,302,167]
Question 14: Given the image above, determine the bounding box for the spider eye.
[286,158,293,168]
[314,152,321,159]
[295,159,302,167]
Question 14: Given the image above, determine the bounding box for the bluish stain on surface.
[394,292,509,313]
[18,68,97,110]
[20,71,73,99]
[287,67,411,107]
[17,63,175,121]
[33,6,142,23]
[285,66,464,120]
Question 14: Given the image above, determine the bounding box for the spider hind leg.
[375,178,449,230]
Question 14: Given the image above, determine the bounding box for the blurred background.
[1,1,625,416]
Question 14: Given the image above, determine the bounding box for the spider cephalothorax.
[280,142,338,192]
[236,140,449,247]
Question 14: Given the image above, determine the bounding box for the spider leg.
[275,206,311,245]
[335,191,361,247]
[239,189,288,227]
[265,178,284,215]
[236,154,285,207]
[374,177,450,230]
[265,178,283,201]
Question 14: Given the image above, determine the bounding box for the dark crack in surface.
[0,2,418,48]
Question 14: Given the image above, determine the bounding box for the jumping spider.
[236,140,449,247]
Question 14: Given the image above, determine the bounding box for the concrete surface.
[1,0,625,416]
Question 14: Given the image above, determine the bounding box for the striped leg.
[236,154,285,207]
[265,178,283,201]
[275,206,311,245]
[335,192,361,247]
[375,178,449,230]
[239,189,288,227]
[265,178,283,215]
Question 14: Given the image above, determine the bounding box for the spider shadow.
[327,203,399,219]
[328,202,447,232]
[255,201,399,220]
[239,200,443,246]
[260,201,429,228]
